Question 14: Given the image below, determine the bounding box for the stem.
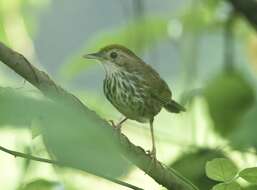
[0,145,144,190]
[0,145,58,164]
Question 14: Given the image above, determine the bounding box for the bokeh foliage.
[1,0,257,190]
[204,71,255,136]
[61,17,170,78]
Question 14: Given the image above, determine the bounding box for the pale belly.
[103,76,162,123]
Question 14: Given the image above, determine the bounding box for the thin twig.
[0,145,144,190]
[0,145,58,164]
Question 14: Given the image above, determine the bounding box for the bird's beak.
[83,52,101,59]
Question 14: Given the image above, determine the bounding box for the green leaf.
[206,158,238,182]
[170,148,227,190]
[229,103,257,151]
[239,167,257,184]
[204,72,255,137]
[0,88,130,179]
[212,182,241,190]
[61,16,169,78]
[0,87,44,127]
[30,117,43,138]
[42,102,130,178]
[19,179,62,190]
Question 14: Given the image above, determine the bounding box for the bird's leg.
[147,118,157,161]
[109,117,128,131]
[109,120,116,128]
[116,117,128,130]
[146,118,157,173]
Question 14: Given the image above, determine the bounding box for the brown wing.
[140,63,172,104]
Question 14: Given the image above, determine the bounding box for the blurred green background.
[0,0,257,189]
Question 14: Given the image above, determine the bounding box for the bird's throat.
[102,60,121,77]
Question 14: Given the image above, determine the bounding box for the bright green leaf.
[239,167,257,184]
[19,179,62,190]
[206,158,238,182]
[212,182,241,190]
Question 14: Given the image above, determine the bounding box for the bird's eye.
[110,52,118,59]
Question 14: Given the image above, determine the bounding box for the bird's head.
[83,44,141,73]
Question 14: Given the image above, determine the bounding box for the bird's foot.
[109,120,122,131]
[146,149,157,161]
[146,149,157,173]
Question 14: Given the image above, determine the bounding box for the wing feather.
[140,63,172,104]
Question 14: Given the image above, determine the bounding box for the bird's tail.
[164,100,186,113]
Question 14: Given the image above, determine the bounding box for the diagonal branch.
[0,42,198,190]
[228,0,257,31]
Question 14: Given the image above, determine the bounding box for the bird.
[83,44,185,160]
